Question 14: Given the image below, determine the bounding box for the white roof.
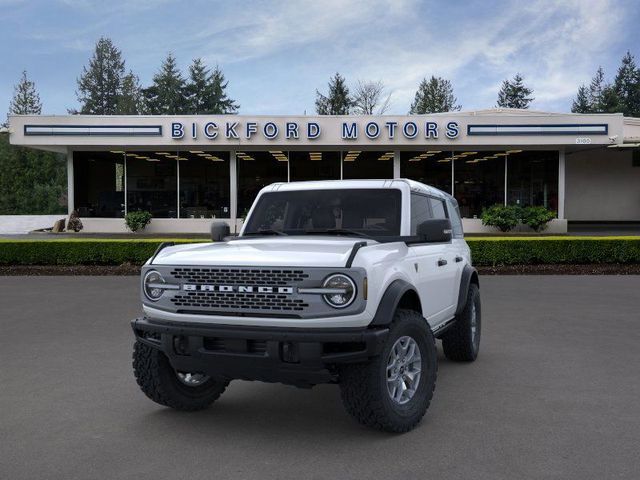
[262,179,450,199]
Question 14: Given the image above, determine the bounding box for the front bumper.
[132,317,389,387]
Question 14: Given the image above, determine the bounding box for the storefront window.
[454,151,505,218]
[237,151,288,217]
[401,151,452,193]
[178,151,230,218]
[342,150,394,179]
[289,151,341,181]
[507,150,558,211]
[126,151,177,218]
[73,151,125,217]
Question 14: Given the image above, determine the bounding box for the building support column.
[504,154,508,205]
[393,150,401,178]
[66,148,74,216]
[230,150,238,232]
[558,148,566,220]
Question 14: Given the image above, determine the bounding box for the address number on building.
[575,137,592,144]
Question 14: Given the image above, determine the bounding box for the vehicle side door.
[406,193,456,324]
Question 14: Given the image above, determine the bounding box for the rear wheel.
[338,309,437,433]
[132,341,229,411]
[442,283,481,362]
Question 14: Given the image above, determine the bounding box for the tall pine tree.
[315,73,352,115]
[75,37,125,114]
[185,59,239,114]
[144,53,187,115]
[613,51,640,117]
[571,85,591,113]
[8,70,42,116]
[116,71,144,115]
[496,73,534,109]
[409,76,461,114]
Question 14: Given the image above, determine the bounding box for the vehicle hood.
[151,236,370,267]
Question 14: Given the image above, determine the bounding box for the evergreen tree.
[116,71,144,115]
[75,37,125,114]
[144,53,187,115]
[613,51,640,117]
[588,66,607,111]
[409,76,461,114]
[208,65,239,114]
[8,70,42,116]
[571,85,591,113]
[496,73,534,109]
[315,73,352,115]
[185,59,239,114]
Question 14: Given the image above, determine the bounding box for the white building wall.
[565,149,640,221]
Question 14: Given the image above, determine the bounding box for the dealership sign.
[170,120,461,141]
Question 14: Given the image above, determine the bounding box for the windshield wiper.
[304,228,371,239]
[245,229,288,236]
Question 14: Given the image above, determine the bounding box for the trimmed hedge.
[0,239,202,266]
[467,237,640,266]
[0,237,639,266]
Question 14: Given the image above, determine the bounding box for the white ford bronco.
[132,179,480,432]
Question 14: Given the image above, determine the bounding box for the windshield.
[243,189,402,237]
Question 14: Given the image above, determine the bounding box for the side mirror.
[416,218,452,243]
[210,221,230,241]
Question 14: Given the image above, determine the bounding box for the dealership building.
[8,109,640,233]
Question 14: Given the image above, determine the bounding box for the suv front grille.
[171,291,309,311]
[170,267,309,286]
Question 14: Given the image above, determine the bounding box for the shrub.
[481,204,521,232]
[0,237,639,267]
[66,210,83,232]
[466,237,640,266]
[521,206,556,232]
[125,211,152,232]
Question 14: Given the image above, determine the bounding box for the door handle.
[455,256,463,263]
[437,259,447,267]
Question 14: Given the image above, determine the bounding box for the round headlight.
[322,274,356,308]
[143,270,165,301]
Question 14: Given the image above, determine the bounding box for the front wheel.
[338,309,438,433]
[132,341,229,411]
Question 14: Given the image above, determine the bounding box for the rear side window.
[429,197,447,219]
[446,197,464,238]
[410,194,432,234]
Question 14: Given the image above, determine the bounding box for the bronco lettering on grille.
[182,285,295,294]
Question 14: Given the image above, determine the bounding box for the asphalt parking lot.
[1,276,639,480]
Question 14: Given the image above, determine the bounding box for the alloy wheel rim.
[176,372,209,387]
[386,336,422,405]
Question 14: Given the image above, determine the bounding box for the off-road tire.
[133,341,229,411]
[338,309,437,433]
[442,283,481,362]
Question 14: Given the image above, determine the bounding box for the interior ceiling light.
[437,159,451,163]
[495,153,508,156]
[427,150,442,154]
[166,155,179,159]
[155,152,170,156]
[146,158,160,162]
[189,151,204,154]
[125,153,137,157]
[110,150,125,154]
[506,150,523,154]
[135,155,149,159]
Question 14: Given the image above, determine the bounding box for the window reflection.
[289,151,340,181]
[454,151,505,218]
[237,151,288,217]
[343,150,394,179]
[507,150,558,211]
[73,151,125,218]
[178,151,230,218]
[401,151,452,193]
[126,151,177,218]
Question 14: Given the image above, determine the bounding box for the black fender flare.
[370,279,418,326]
[455,264,479,316]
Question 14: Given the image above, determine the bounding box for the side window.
[446,198,464,238]
[429,197,447,219]
[410,194,432,234]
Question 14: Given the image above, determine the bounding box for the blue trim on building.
[467,123,609,136]
[24,124,163,137]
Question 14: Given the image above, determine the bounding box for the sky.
[1,0,639,117]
